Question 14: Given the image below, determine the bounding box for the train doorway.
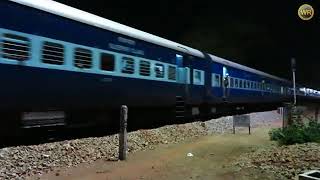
[176,54,190,90]
[222,66,230,101]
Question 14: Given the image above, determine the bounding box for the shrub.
[269,119,320,145]
[303,120,320,143]
[268,128,283,141]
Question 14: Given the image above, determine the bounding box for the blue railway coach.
[0,0,294,135]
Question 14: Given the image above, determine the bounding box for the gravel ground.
[233,143,320,179]
[0,111,281,179]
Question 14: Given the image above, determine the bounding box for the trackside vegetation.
[269,119,320,145]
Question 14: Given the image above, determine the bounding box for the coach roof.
[209,54,290,82]
[10,0,205,58]
[10,0,289,82]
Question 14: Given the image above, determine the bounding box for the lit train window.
[235,78,239,88]
[1,33,30,61]
[250,81,254,89]
[100,53,115,71]
[270,84,272,92]
[139,60,150,76]
[254,82,257,89]
[42,41,64,65]
[230,77,234,88]
[239,79,243,88]
[194,71,201,81]
[193,69,204,85]
[74,48,92,69]
[154,63,164,78]
[168,65,176,80]
[212,74,220,87]
[247,81,250,89]
[121,57,135,74]
[243,80,247,88]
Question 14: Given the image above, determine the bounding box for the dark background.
[56,0,320,88]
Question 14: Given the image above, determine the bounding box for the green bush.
[268,128,283,141]
[269,120,320,145]
[303,120,320,143]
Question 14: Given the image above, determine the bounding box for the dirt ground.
[30,127,279,180]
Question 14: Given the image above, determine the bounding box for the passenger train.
[0,0,318,135]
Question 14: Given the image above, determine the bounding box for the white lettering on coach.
[117,37,136,46]
[109,43,144,56]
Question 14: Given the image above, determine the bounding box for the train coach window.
[121,56,135,74]
[154,63,164,78]
[193,69,204,85]
[254,82,257,90]
[100,53,115,71]
[230,77,234,88]
[251,81,254,89]
[42,41,64,65]
[1,33,30,61]
[243,80,247,88]
[139,60,150,76]
[239,79,243,88]
[212,74,221,87]
[247,81,250,89]
[235,78,239,88]
[74,48,92,69]
[168,65,177,80]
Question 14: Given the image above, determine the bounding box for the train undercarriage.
[0,101,282,139]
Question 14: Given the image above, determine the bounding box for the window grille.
[42,41,64,65]
[168,65,176,80]
[121,57,135,74]
[139,60,150,76]
[74,48,92,69]
[1,33,30,61]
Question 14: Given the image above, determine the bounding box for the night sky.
[56,0,320,88]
